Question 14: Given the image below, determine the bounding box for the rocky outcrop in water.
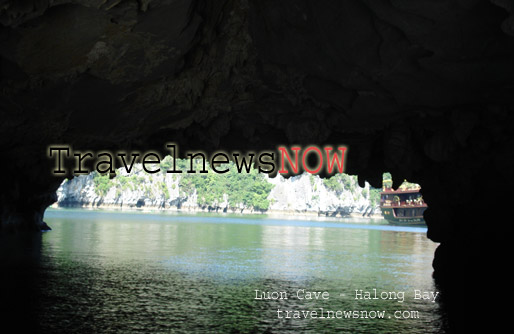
[56,165,379,217]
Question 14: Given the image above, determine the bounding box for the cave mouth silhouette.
[1,0,514,332]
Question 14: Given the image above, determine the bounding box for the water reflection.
[2,209,445,333]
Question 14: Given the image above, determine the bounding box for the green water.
[32,209,443,333]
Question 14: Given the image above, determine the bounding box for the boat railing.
[382,187,421,192]
[381,200,425,207]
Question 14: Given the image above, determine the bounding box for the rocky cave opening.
[1,0,514,332]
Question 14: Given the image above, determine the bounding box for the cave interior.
[1,0,514,331]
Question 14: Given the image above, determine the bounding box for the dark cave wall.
[1,1,514,328]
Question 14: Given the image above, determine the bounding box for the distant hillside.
[56,158,382,217]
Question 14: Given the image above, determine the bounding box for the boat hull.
[380,207,426,225]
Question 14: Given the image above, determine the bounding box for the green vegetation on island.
[83,157,389,214]
[92,158,274,211]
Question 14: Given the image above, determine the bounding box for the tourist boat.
[380,181,427,225]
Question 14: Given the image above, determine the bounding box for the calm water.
[2,209,445,333]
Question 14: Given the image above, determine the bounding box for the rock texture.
[266,173,373,215]
[1,0,514,331]
[56,168,377,216]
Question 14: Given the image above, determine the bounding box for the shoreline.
[48,203,385,223]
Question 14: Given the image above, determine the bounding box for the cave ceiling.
[1,0,514,214]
